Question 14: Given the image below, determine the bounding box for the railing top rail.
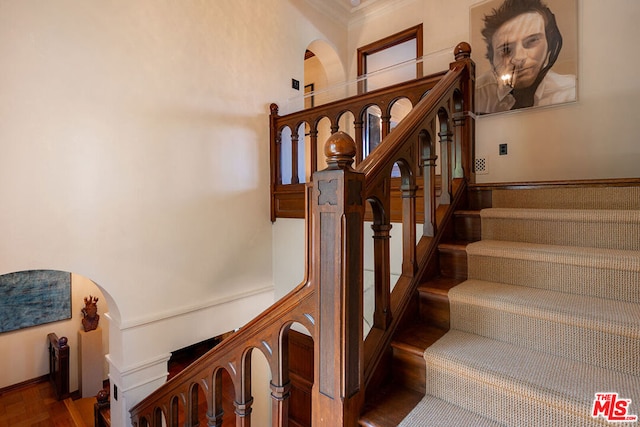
[271,70,446,125]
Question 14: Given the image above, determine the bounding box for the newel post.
[311,132,365,426]
[269,103,281,222]
[451,42,476,184]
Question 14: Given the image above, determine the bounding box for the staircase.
[360,189,483,426]
[129,33,638,424]
[365,185,640,426]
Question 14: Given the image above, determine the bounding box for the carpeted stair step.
[467,240,640,303]
[491,186,640,210]
[398,394,503,427]
[449,279,640,375]
[419,330,640,426]
[481,208,640,250]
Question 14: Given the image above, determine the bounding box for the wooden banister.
[48,332,70,400]
[130,42,474,427]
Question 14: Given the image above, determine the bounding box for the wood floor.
[0,380,76,427]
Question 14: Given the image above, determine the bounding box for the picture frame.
[0,270,72,333]
[470,0,578,115]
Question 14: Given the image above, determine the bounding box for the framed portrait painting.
[470,0,578,115]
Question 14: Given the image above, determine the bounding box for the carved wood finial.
[454,42,471,61]
[270,103,279,115]
[324,131,356,170]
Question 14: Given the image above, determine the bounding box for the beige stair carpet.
[400,186,640,426]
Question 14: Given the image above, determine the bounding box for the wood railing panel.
[269,71,447,222]
[131,42,475,427]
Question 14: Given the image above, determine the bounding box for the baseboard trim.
[0,374,48,395]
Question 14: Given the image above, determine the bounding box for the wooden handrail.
[130,42,474,427]
[48,332,70,400]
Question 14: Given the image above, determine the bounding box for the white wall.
[0,1,347,425]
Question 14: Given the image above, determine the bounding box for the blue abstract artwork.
[0,270,71,333]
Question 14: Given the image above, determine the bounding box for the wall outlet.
[499,143,508,155]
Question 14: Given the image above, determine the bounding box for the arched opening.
[0,269,112,399]
[304,39,347,106]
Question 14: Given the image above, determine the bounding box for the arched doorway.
[0,269,114,398]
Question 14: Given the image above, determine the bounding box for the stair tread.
[425,330,640,408]
[392,322,447,356]
[398,395,504,427]
[468,239,640,267]
[418,276,463,295]
[438,241,470,251]
[481,208,640,250]
[454,209,481,217]
[451,279,640,333]
[359,383,424,427]
[481,207,640,222]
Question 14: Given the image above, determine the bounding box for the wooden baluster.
[309,127,318,177]
[233,354,254,427]
[372,222,392,330]
[380,112,392,139]
[421,130,437,237]
[207,372,224,427]
[188,385,198,427]
[291,129,300,185]
[401,180,418,276]
[270,381,290,427]
[234,398,253,427]
[452,112,465,179]
[270,333,290,427]
[438,127,453,205]
[354,118,364,164]
[312,131,365,426]
[153,408,163,427]
[170,396,179,427]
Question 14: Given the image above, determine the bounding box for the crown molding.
[349,0,417,27]
[300,0,353,26]
[298,0,416,28]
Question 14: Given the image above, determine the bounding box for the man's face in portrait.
[491,12,549,89]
